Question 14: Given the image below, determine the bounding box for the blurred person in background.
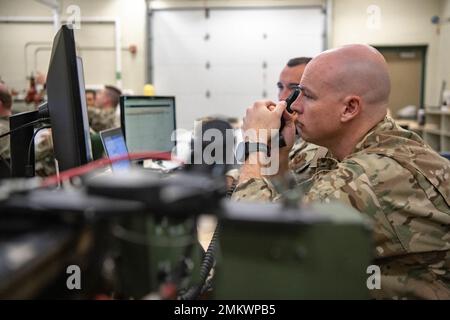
[89,85,122,132]
[85,89,97,108]
[0,81,13,176]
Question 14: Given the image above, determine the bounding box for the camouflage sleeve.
[88,108,117,133]
[0,122,10,159]
[231,177,282,203]
[289,141,330,185]
[35,132,56,177]
[302,160,382,218]
[225,168,240,183]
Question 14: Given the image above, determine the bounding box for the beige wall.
[0,0,147,95]
[437,0,450,102]
[332,0,443,107]
[0,0,448,107]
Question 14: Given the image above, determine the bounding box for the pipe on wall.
[24,41,52,78]
[32,45,131,76]
[0,16,123,89]
[35,0,61,32]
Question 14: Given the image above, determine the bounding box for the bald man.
[233,45,450,299]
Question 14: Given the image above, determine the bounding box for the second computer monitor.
[120,96,176,153]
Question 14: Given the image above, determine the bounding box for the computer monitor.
[120,96,176,153]
[46,25,92,172]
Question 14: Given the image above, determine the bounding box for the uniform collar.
[315,116,400,170]
[352,116,399,154]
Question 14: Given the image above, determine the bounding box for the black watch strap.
[245,142,270,160]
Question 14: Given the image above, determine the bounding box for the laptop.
[100,127,181,173]
[99,127,131,172]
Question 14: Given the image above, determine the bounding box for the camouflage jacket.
[232,117,450,299]
[0,117,10,160]
[225,139,329,191]
[88,107,117,133]
[288,139,330,184]
[34,129,56,177]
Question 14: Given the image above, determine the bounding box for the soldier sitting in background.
[89,85,122,133]
[276,57,329,184]
[35,85,123,177]
[233,44,450,299]
[226,57,329,190]
[85,89,97,108]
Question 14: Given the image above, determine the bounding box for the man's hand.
[242,100,287,144]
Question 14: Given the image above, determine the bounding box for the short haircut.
[0,87,12,110]
[104,85,122,108]
[286,57,313,68]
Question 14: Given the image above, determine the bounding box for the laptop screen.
[120,96,176,153]
[100,128,131,172]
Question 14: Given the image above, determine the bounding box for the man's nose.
[291,93,303,114]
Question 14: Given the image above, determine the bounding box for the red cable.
[41,152,184,188]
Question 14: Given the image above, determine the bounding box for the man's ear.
[341,96,361,122]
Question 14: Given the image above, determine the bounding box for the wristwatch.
[236,142,271,162]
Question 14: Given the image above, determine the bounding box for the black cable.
[0,118,50,139]
[26,125,52,176]
[178,178,235,300]
[179,225,219,300]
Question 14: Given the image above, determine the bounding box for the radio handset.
[278,88,300,148]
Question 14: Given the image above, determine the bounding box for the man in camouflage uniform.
[34,129,56,177]
[226,57,329,189]
[34,85,122,177]
[88,107,117,133]
[233,44,450,299]
[90,85,122,132]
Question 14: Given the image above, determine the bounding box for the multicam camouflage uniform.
[0,116,10,160]
[34,129,56,177]
[88,107,117,133]
[288,139,329,184]
[33,107,116,177]
[232,116,450,299]
[225,139,329,191]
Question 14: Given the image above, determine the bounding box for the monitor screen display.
[120,96,176,153]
